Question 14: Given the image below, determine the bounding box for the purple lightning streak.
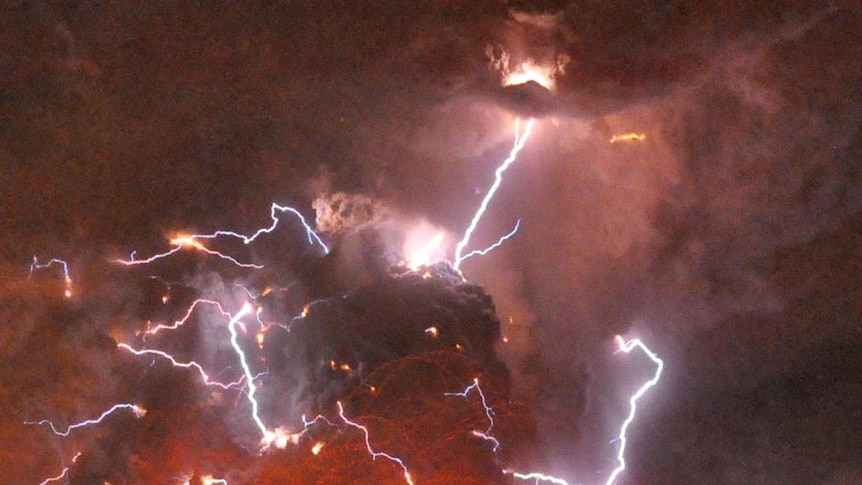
[224,303,274,445]
[38,452,82,485]
[456,219,521,266]
[117,344,248,390]
[453,118,535,272]
[604,337,663,485]
[445,378,500,453]
[493,337,663,485]
[336,401,414,485]
[115,203,327,268]
[25,403,146,437]
[29,256,73,298]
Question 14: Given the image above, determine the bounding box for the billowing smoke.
[2,1,861,484]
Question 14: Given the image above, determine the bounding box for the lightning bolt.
[138,298,231,338]
[25,403,146,437]
[453,118,535,271]
[445,377,499,453]
[604,337,663,485]
[116,203,327,267]
[225,303,272,442]
[505,471,571,484]
[118,344,249,390]
[455,219,520,265]
[38,452,82,485]
[451,337,662,485]
[336,401,414,485]
[29,256,73,298]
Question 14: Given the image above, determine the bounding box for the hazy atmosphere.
[2,2,860,484]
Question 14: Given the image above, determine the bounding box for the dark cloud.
[2,1,861,484]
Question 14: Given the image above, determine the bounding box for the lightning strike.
[609,133,646,143]
[38,452,82,485]
[116,203,327,267]
[26,403,146,437]
[118,344,247,390]
[506,471,570,484]
[138,298,230,337]
[604,337,663,485]
[29,256,73,298]
[456,219,521,264]
[445,378,498,452]
[336,401,414,485]
[453,118,535,271]
[224,303,273,445]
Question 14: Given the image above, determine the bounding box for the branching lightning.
[336,401,414,485]
[116,203,327,268]
[604,336,663,485]
[138,298,230,338]
[21,105,665,484]
[26,403,146,437]
[453,118,535,271]
[225,303,272,442]
[448,337,662,485]
[445,378,499,453]
[118,344,248,390]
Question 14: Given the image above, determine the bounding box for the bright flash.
[503,60,556,90]
[169,235,208,251]
[311,441,325,455]
[425,326,439,338]
[405,229,446,270]
[610,133,646,143]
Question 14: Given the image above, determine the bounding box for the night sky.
[2,1,861,484]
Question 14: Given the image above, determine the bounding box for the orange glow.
[610,133,646,143]
[311,441,325,455]
[406,231,446,270]
[502,60,556,90]
[169,235,208,251]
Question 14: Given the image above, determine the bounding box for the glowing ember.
[311,441,325,455]
[609,132,646,143]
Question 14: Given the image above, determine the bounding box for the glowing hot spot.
[503,60,556,90]
[312,441,325,455]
